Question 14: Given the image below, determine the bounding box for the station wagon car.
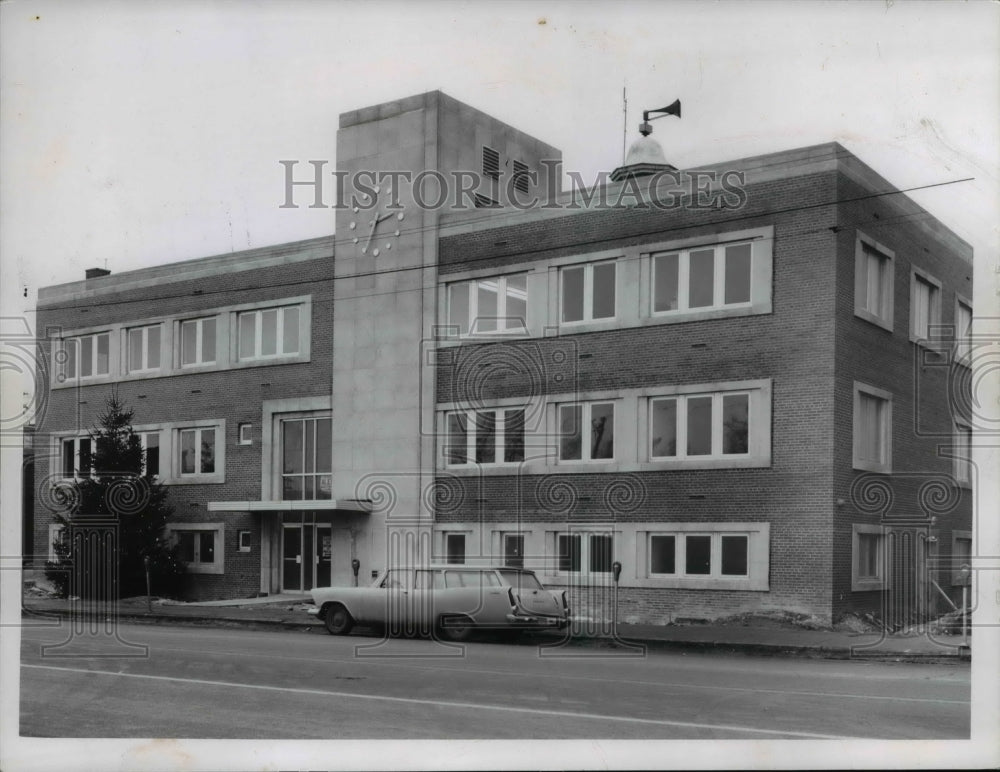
[307,565,571,641]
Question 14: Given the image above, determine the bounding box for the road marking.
[22,663,855,740]
[19,632,970,706]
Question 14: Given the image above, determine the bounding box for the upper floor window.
[446,408,525,466]
[650,392,749,460]
[447,275,527,336]
[652,242,751,314]
[955,299,973,364]
[60,436,92,478]
[853,382,892,473]
[60,332,110,381]
[138,430,160,477]
[180,317,217,367]
[127,324,161,373]
[558,401,614,462]
[178,426,217,477]
[910,270,941,344]
[238,305,301,361]
[561,261,616,324]
[854,234,894,331]
[281,415,332,500]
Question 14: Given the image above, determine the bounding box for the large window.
[180,317,217,367]
[650,392,749,459]
[652,242,751,314]
[648,532,749,578]
[561,261,617,323]
[555,533,614,576]
[852,524,885,591]
[168,522,224,574]
[853,383,892,472]
[910,270,941,344]
[178,427,218,477]
[447,274,528,335]
[60,332,110,381]
[445,408,525,466]
[854,234,894,330]
[127,324,161,373]
[281,415,332,500]
[238,305,301,360]
[559,402,614,462]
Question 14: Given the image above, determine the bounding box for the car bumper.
[506,613,570,629]
[306,606,320,616]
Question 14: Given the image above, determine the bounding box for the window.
[561,261,616,323]
[60,436,92,478]
[447,274,528,335]
[178,427,218,477]
[559,401,614,462]
[238,530,252,552]
[650,392,749,460]
[138,431,160,477]
[512,160,530,194]
[238,305,301,360]
[852,524,885,590]
[853,383,892,472]
[59,332,111,381]
[281,415,332,500]
[444,570,500,589]
[503,534,524,568]
[954,422,972,485]
[952,531,972,586]
[445,533,466,565]
[445,408,525,466]
[127,324,161,373]
[48,523,66,562]
[180,317,217,367]
[652,242,752,314]
[238,423,253,445]
[854,234,894,330]
[555,533,614,576]
[647,532,749,579]
[168,523,224,574]
[954,299,973,364]
[482,146,500,178]
[909,270,941,344]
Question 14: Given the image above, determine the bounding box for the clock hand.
[362,211,393,253]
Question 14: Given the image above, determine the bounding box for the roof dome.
[624,135,669,167]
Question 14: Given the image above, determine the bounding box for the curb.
[21,606,970,664]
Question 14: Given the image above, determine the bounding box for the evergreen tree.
[46,391,186,599]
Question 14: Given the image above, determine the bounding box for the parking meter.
[143,556,151,611]
[351,558,361,587]
[612,560,622,583]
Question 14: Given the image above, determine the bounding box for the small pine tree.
[45,391,186,599]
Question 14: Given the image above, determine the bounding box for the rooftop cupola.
[610,99,681,182]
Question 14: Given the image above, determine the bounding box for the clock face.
[349,186,405,257]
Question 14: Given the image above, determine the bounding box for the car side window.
[414,570,444,590]
[381,569,413,590]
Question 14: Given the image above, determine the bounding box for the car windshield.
[499,570,543,591]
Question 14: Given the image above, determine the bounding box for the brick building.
[32,91,973,623]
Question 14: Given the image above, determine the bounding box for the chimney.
[85,268,111,280]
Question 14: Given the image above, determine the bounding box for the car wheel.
[324,604,354,636]
[438,614,474,642]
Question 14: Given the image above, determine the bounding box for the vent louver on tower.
[482,146,500,178]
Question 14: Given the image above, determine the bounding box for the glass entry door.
[282,520,333,592]
[282,524,302,591]
[315,525,332,588]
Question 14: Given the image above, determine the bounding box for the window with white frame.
[561,261,617,323]
[910,270,941,344]
[447,274,528,335]
[852,524,885,591]
[650,392,749,459]
[237,305,301,361]
[127,324,162,373]
[168,522,224,574]
[280,415,331,500]
[558,401,614,461]
[647,532,749,579]
[445,533,466,564]
[60,436,93,478]
[238,423,253,445]
[138,430,160,477]
[954,422,972,485]
[954,299,973,364]
[853,383,892,473]
[854,235,894,329]
[445,408,525,466]
[952,531,972,586]
[179,317,217,367]
[238,530,252,552]
[177,426,218,477]
[503,533,525,568]
[554,532,614,576]
[652,242,752,314]
[59,332,111,381]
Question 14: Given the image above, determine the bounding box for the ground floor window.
[553,532,615,577]
[445,533,466,564]
[167,522,224,574]
[503,533,524,568]
[851,524,885,591]
[952,531,972,586]
[647,532,748,578]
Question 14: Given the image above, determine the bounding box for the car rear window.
[499,570,543,591]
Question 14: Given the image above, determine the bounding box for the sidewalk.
[19,595,971,664]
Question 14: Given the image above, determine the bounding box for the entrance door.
[316,525,332,588]
[282,524,302,591]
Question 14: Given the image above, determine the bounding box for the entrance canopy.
[207,499,372,513]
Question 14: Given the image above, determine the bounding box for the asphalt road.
[19,622,969,740]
